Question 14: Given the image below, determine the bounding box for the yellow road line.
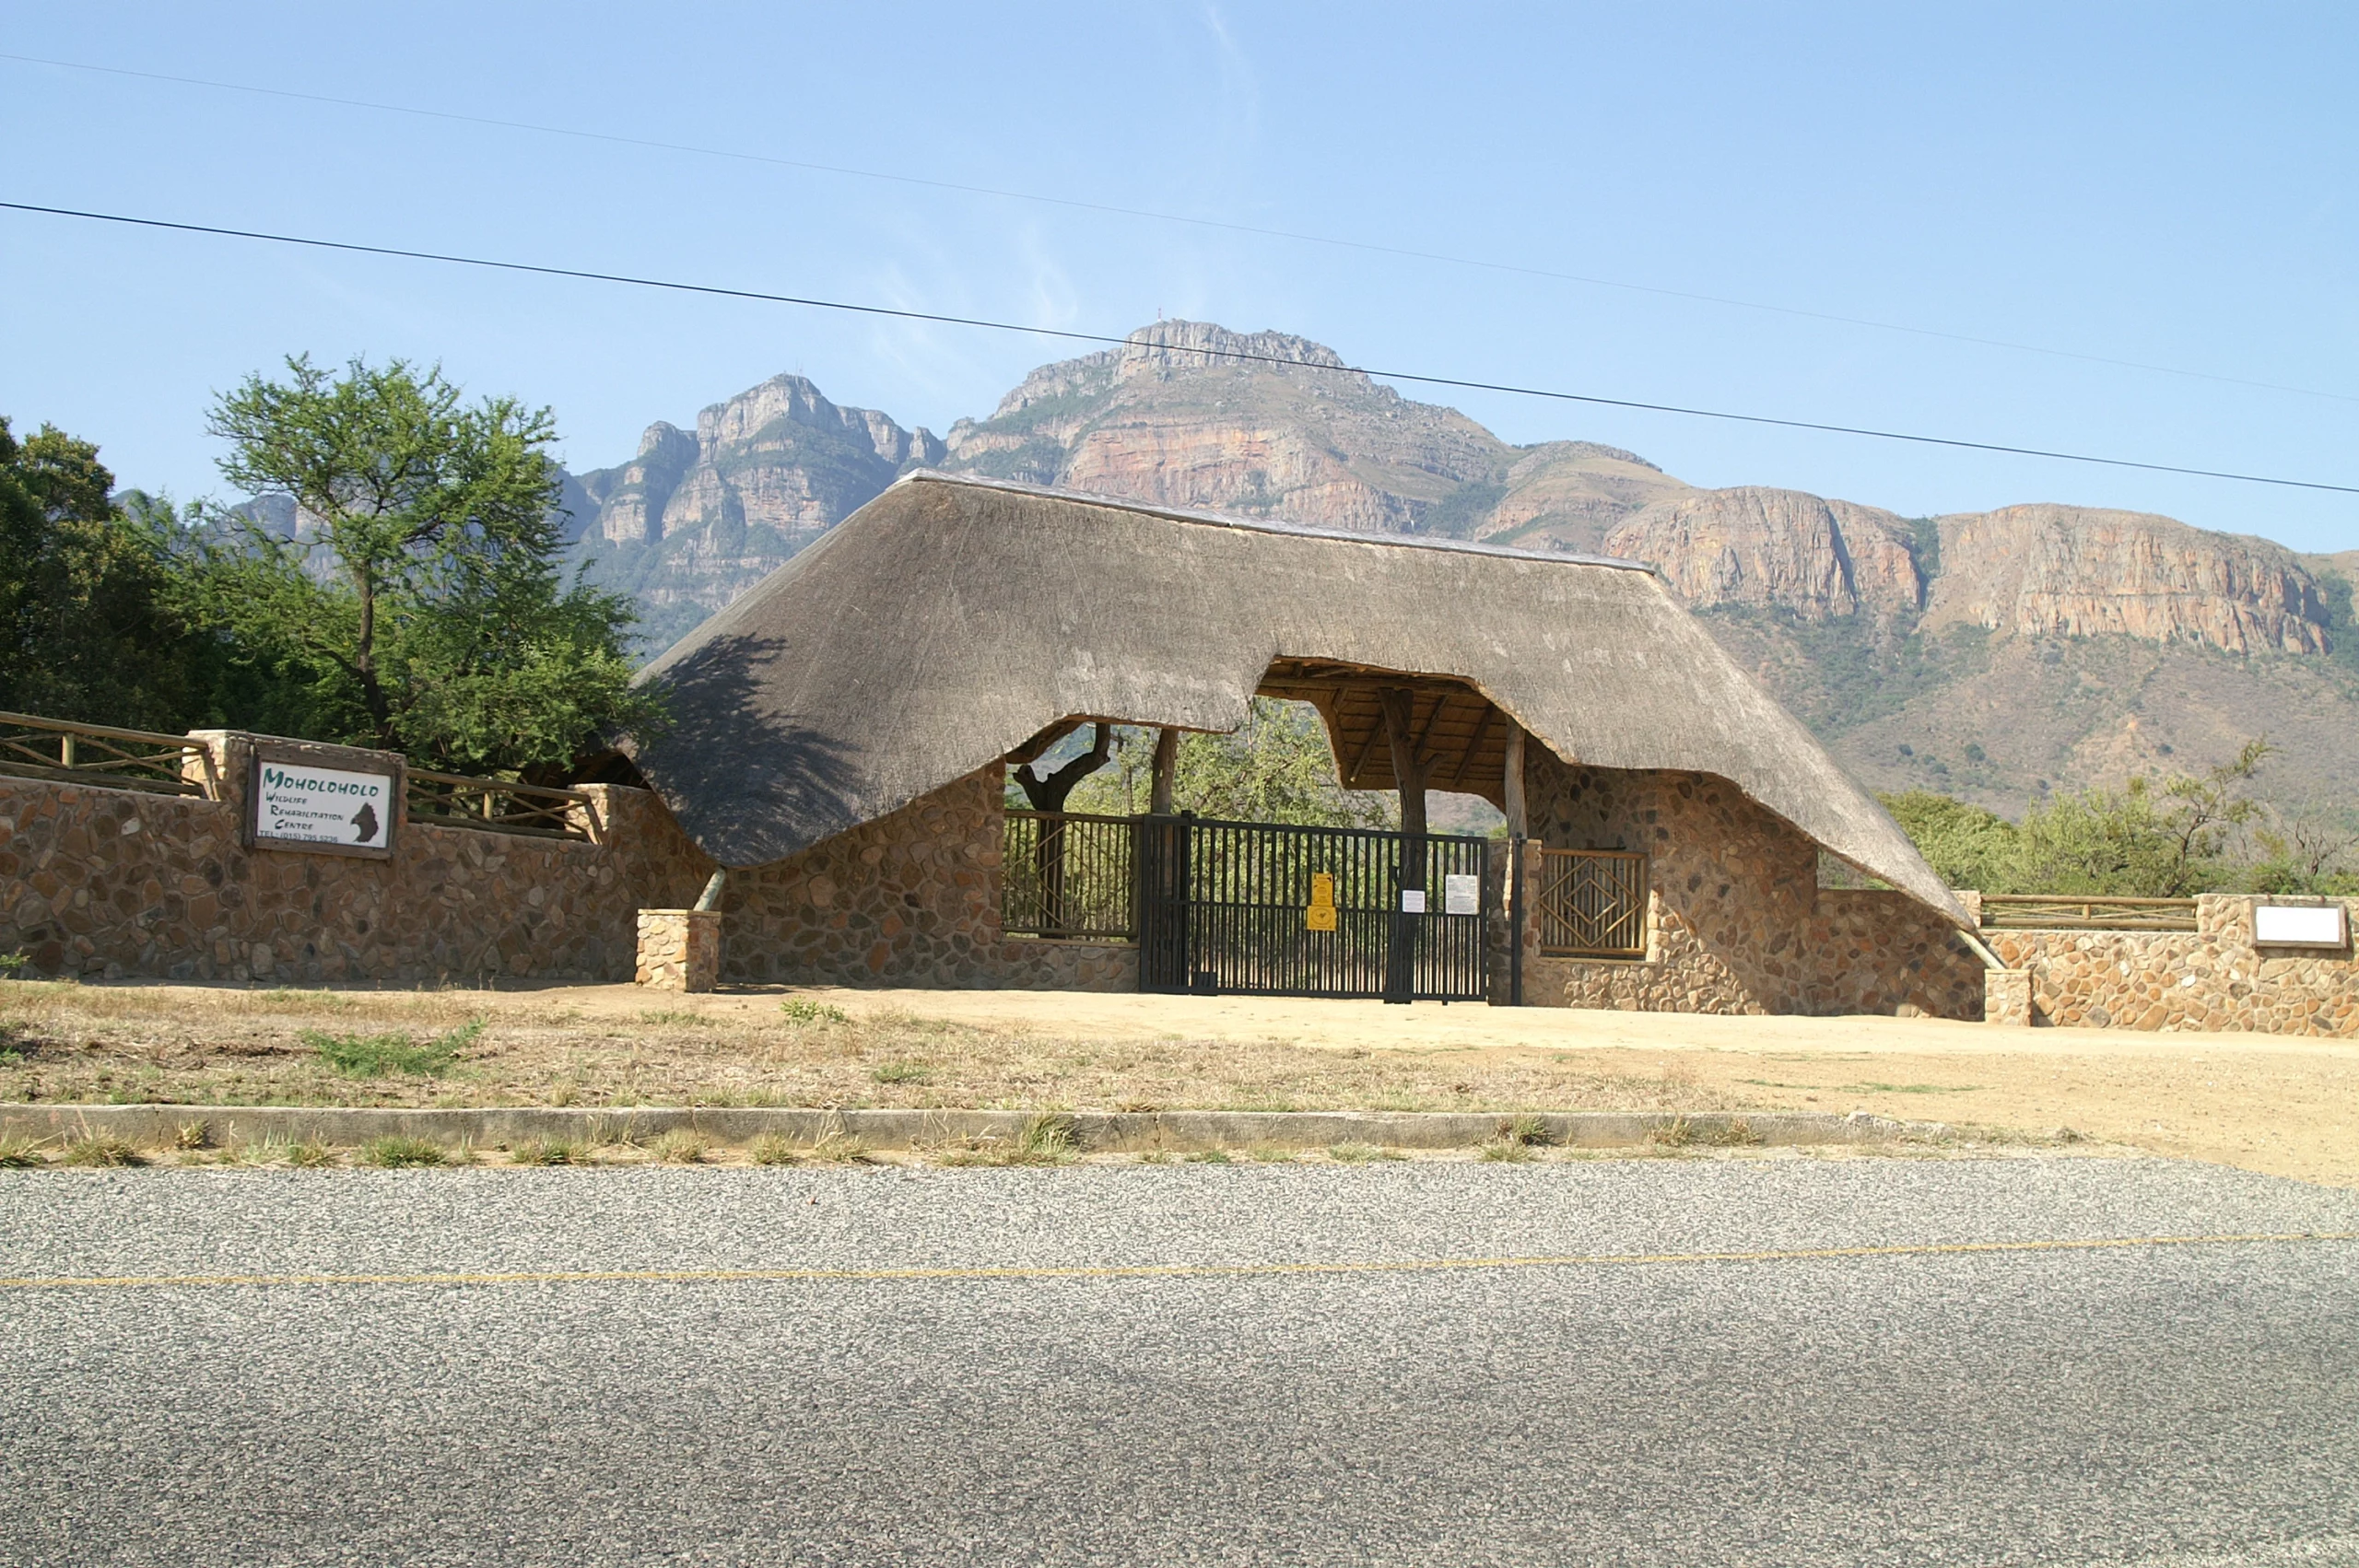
[2,1231,2352,1293]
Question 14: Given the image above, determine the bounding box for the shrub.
[780,997,849,1025]
[360,1135,446,1168]
[63,1133,144,1166]
[307,1018,484,1077]
[747,1133,798,1165]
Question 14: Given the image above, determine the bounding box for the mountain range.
[559,321,2359,825]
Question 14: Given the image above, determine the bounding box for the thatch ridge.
[888,469,1657,571]
[633,472,1968,926]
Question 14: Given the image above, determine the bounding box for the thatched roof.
[633,472,1967,925]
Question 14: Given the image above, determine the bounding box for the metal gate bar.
[1137,814,1490,1001]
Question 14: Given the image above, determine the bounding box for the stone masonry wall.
[1511,759,1986,1019]
[0,737,710,984]
[717,766,1137,991]
[1986,895,2359,1036]
[0,735,1129,992]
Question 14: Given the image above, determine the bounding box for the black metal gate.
[1137,814,1491,1001]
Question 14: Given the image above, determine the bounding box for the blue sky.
[4,3,2355,550]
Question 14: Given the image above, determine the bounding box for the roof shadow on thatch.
[632,632,863,868]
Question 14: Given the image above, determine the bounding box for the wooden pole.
[1379,687,1428,1005]
[1505,724,1527,1007]
[1379,688,1428,848]
[1503,725,1527,838]
[1149,727,1179,814]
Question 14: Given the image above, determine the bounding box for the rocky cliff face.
[1476,441,1692,555]
[1923,504,2330,655]
[1602,487,1925,619]
[553,320,2357,816]
[569,375,943,653]
[943,321,1512,535]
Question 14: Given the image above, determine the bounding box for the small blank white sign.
[2254,905,2346,946]
[1400,889,1426,914]
[1443,873,1480,916]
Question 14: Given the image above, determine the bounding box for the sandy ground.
[4,979,2352,1187]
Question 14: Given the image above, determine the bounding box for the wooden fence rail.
[0,710,600,842]
[1977,894,2199,931]
[404,769,594,842]
[0,710,211,796]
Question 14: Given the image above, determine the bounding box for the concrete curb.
[0,1103,1945,1153]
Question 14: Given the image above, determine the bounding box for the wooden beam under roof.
[1254,661,1511,807]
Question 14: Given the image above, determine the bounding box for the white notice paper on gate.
[256,762,393,848]
[1400,889,1426,913]
[1443,873,1480,915]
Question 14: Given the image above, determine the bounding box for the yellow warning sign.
[1305,872,1338,932]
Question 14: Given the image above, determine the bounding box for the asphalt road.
[3,1155,2355,1567]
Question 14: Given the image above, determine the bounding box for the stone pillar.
[1985,968,2033,1026]
[636,908,721,991]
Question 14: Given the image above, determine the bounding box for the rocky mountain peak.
[1113,320,1354,378]
[557,329,2359,821]
[944,320,1503,533]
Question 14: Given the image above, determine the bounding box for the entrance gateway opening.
[1002,658,1527,1004]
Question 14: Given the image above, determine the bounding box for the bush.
[1884,739,2310,896]
[62,1133,144,1167]
[307,1019,483,1077]
[360,1136,446,1168]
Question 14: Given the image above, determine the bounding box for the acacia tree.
[192,356,655,775]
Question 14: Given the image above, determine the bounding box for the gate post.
[1508,835,1526,1007]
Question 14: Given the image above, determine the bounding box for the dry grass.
[9,977,2354,1187]
[0,980,1720,1117]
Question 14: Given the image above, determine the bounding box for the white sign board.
[1443,873,1481,916]
[1400,888,1426,914]
[255,761,394,849]
[2254,904,2346,946]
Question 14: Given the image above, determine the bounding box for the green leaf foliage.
[1883,739,2353,895]
[1880,790,2022,892]
[1053,698,1397,829]
[186,356,660,775]
[0,417,233,731]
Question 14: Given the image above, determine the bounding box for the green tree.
[190,356,656,775]
[1884,740,2277,896]
[1880,790,2022,891]
[1061,699,1396,828]
[0,416,223,731]
[2013,741,2269,897]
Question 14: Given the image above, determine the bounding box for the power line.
[5,196,2355,498]
[5,47,2352,408]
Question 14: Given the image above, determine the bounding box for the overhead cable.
[4,197,2354,497]
[3,48,2350,406]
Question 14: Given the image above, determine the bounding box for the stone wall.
[0,732,710,984]
[1986,895,2359,1036]
[1510,759,1987,1019]
[0,735,1133,992]
[714,766,1137,991]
